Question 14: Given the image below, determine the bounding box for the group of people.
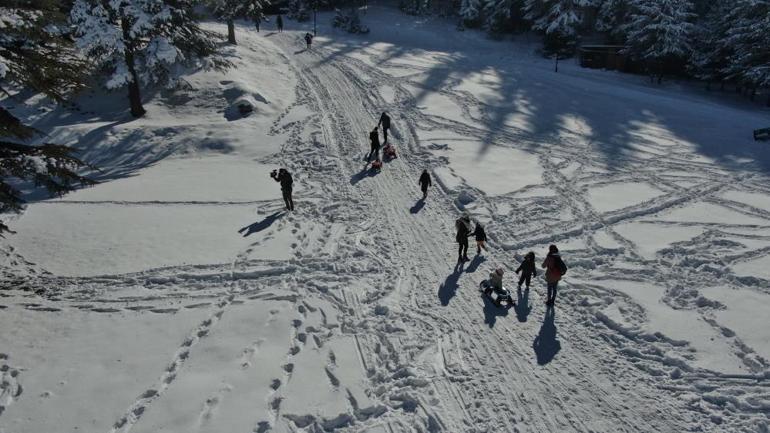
[457,214,567,306]
[271,109,565,307]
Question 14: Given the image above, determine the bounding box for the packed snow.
[2,6,770,433]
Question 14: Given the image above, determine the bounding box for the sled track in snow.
[270,34,698,432]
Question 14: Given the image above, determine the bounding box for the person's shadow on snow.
[464,255,485,273]
[238,211,285,237]
[350,165,378,186]
[482,291,509,328]
[410,198,425,214]
[514,289,532,322]
[438,263,463,306]
[294,49,306,54]
[533,306,560,365]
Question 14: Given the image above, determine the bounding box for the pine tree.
[625,0,695,83]
[71,0,229,118]
[460,0,482,27]
[210,0,270,44]
[595,0,630,43]
[1,3,95,234]
[525,0,594,55]
[484,0,512,33]
[688,0,733,89]
[288,0,310,21]
[722,0,770,100]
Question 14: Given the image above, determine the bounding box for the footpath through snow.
[2,7,770,433]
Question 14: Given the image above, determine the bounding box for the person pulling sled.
[368,127,380,161]
[378,112,391,144]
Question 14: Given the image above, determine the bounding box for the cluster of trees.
[1,0,272,233]
[451,0,770,95]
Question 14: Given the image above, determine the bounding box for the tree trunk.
[227,19,236,44]
[720,81,725,91]
[121,18,146,118]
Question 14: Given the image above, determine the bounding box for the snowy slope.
[2,6,770,433]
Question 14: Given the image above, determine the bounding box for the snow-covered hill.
[1,7,769,433]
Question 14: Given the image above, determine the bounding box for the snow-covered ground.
[2,6,770,433]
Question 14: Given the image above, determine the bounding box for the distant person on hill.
[277,14,284,32]
[542,245,567,306]
[304,32,313,49]
[254,15,261,32]
[378,112,391,144]
[368,127,380,161]
[455,214,472,262]
[270,168,294,211]
[515,251,537,292]
[473,222,487,255]
[418,169,432,199]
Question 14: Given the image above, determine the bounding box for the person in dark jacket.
[276,14,284,32]
[378,112,391,144]
[368,127,381,161]
[271,168,294,211]
[473,223,487,255]
[542,245,565,306]
[455,215,472,262]
[304,32,313,49]
[418,169,431,199]
[515,251,537,291]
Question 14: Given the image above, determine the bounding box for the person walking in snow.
[368,127,381,161]
[542,245,566,306]
[378,112,391,144]
[473,222,487,255]
[270,168,294,211]
[277,14,284,32]
[515,251,537,292]
[455,214,472,262]
[304,32,313,49]
[418,169,432,199]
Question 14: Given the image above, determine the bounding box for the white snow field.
[2,6,770,433]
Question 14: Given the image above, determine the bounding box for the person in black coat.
[271,168,294,211]
[378,112,391,144]
[368,127,381,161]
[473,223,487,255]
[304,32,313,49]
[276,14,284,32]
[418,169,431,199]
[455,215,472,262]
[515,251,537,291]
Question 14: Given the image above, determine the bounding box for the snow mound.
[221,79,268,120]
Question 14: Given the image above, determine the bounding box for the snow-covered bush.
[288,0,311,22]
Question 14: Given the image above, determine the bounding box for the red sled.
[383,143,397,159]
[371,159,383,169]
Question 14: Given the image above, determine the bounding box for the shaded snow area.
[2,7,770,433]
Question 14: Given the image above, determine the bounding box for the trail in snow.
[1,12,769,433]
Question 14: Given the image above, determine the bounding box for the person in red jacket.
[541,244,566,306]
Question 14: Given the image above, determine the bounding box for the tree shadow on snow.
[514,288,532,323]
[533,306,560,365]
[410,198,425,214]
[464,254,485,273]
[238,211,285,237]
[482,292,509,328]
[438,262,463,306]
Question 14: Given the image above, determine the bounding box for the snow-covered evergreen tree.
[210,0,270,44]
[460,0,482,27]
[525,0,594,54]
[722,0,770,98]
[71,0,228,117]
[1,4,95,234]
[288,0,310,21]
[595,0,630,42]
[483,0,511,33]
[688,0,733,88]
[625,0,695,83]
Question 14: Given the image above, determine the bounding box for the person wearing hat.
[489,267,505,291]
